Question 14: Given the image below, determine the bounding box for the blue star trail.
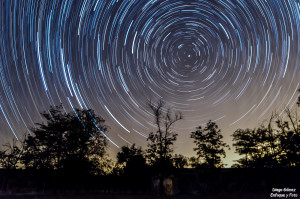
[0,0,299,164]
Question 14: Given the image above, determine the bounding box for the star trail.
[0,0,299,165]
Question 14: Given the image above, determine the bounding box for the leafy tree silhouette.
[62,108,110,175]
[232,109,300,168]
[172,154,188,169]
[232,127,280,168]
[188,156,199,168]
[22,105,70,170]
[21,105,110,174]
[0,138,23,170]
[116,144,148,192]
[191,120,229,168]
[232,89,300,168]
[117,144,146,174]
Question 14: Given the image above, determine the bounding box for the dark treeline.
[0,97,300,195]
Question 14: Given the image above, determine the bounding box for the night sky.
[0,0,299,166]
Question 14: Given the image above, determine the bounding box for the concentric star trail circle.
[0,1,299,164]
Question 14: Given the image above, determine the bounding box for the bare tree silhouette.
[146,99,182,168]
[276,108,300,167]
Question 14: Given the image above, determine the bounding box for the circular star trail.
[0,0,299,164]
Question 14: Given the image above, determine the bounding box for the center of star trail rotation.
[0,0,299,165]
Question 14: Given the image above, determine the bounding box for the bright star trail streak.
[0,0,299,166]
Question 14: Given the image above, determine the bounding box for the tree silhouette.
[275,108,300,167]
[172,154,188,169]
[188,156,199,168]
[116,144,148,192]
[117,144,143,164]
[232,127,280,168]
[62,108,109,175]
[21,105,70,169]
[146,99,182,169]
[21,105,109,174]
[117,144,146,174]
[146,99,182,195]
[232,128,257,168]
[0,138,23,170]
[232,110,300,168]
[191,120,229,168]
[297,88,300,107]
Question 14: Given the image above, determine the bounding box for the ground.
[0,192,271,199]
